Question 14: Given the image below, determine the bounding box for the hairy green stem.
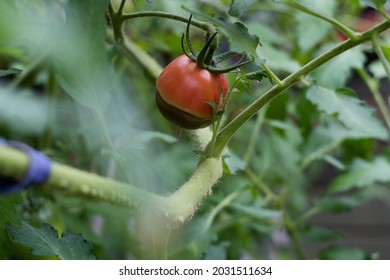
[0,146,158,209]
[153,228,171,260]
[0,144,222,228]
[213,20,390,158]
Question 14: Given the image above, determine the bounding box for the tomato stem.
[196,32,218,68]
[120,11,217,35]
[184,15,199,57]
[116,0,127,16]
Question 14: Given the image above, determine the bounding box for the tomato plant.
[1,0,390,261]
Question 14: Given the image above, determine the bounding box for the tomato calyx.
[181,15,252,74]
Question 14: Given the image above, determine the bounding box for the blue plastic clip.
[0,138,52,195]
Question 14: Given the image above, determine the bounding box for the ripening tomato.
[156,55,228,129]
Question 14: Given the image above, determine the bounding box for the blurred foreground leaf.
[0,68,21,77]
[8,222,95,260]
[0,194,22,259]
[52,0,114,109]
[0,90,48,135]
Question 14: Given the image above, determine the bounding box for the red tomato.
[156,55,228,129]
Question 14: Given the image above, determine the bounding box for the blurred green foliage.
[1,0,390,260]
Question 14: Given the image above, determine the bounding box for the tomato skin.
[156,55,228,129]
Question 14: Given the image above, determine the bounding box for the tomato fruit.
[156,55,228,129]
[155,15,251,129]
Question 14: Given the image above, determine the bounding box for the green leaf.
[230,203,282,219]
[328,157,390,193]
[317,196,362,213]
[369,60,387,79]
[319,245,370,260]
[0,89,48,135]
[244,70,273,84]
[229,0,257,17]
[254,120,302,181]
[300,225,341,242]
[8,222,96,260]
[361,0,387,9]
[302,120,381,168]
[52,0,114,109]
[185,9,260,59]
[204,242,229,260]
[0,194,22,259]
[223,150,246,175]
[0,68,21,77]
[127,130,177,150]
[312,46,366,89]
[259,45,301,73]
[295,0,337,52]
[306,85,388,140]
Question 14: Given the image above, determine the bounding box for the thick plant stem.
[0,143,222,228]
[153,228,171,260]
[0,146,158,210]
[213,20,390,158]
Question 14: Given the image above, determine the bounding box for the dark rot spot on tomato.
[156,90,213,129]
